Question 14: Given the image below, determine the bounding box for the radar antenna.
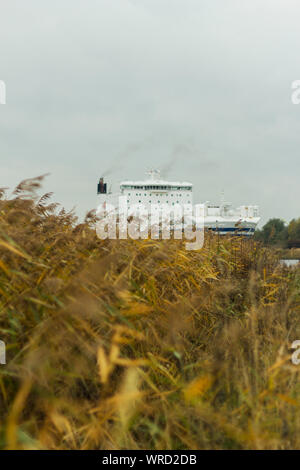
[147,169,161,180]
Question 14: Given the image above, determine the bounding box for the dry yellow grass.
[0,176,300,450]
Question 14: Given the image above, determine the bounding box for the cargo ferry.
[97,170,260,235]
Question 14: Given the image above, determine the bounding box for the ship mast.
[147,169,161,180]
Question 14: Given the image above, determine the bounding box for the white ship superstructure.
[97,170,260,235]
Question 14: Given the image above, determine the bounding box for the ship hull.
[202,217,260,235]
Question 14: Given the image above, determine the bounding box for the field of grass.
[0,176,300,450]
[279,248,300,260]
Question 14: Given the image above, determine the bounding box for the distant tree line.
[254,218,300,247]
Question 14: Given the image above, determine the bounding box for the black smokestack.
[97,177,107,194]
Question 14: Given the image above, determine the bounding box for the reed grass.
[0,176,299,450]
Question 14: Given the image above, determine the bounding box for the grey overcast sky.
[0,0,300,224]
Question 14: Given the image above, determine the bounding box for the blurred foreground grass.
[0,177,300,450]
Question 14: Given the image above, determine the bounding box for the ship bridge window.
[151,185,167,190]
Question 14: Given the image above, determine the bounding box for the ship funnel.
[97,177,107,194]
